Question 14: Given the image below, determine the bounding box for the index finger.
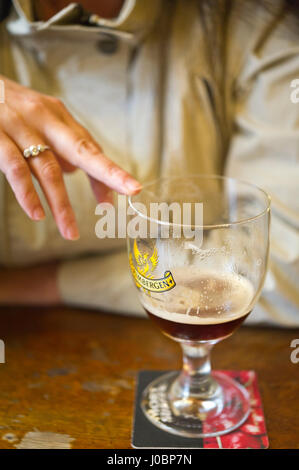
[44,121,142,196]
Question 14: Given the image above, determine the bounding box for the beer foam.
[140,269,255,325]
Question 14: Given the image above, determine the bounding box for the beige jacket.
[0,0,298,325]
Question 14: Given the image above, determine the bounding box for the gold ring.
[23,144,50,159]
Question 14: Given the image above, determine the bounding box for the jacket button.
[96,33,119,55]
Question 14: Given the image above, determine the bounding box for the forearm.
[0,262,61,305]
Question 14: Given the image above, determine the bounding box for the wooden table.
[0,306,298,449]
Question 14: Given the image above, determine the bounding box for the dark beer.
[145,308,250,341]
[142,271,254,342]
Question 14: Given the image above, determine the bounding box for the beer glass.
[127,175,270,437]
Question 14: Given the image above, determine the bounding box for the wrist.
[0,262,62,305]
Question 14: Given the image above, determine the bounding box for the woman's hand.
[0,76,141,240]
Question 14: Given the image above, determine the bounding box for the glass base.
[141,370,250,438]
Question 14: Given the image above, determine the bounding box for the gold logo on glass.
[129,239,176,293]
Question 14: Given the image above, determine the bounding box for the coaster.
[132,370,269,449]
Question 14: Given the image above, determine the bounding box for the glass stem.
[170,342,220,400]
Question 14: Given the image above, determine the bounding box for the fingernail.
[66,224,80,240]
[125,180,142,194]
[33,207,45,220]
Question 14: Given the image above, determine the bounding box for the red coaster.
[203,370,269,449]
[132,369,269,449]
